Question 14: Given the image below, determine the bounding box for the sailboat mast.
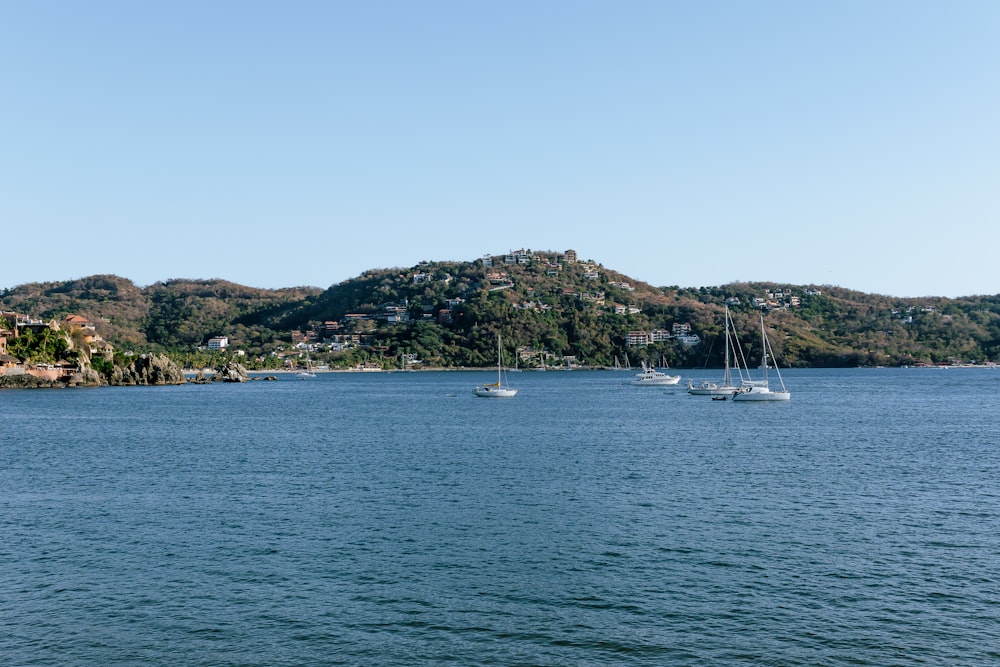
[723,306,731,386]
[761,316,787,392]
[760,314,769,382]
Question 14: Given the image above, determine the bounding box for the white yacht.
[628,362,681,386]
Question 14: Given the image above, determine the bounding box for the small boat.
[628,362,681,386]
[474,334,518,398]
[732,313,790,402]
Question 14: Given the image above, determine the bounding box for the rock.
[0,374,62,389]
[77,366,107,387]
[108,353,186,386]
[214,361,249,383]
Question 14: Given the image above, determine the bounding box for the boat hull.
[732,386,790,401]
[687,382,739,395]
[473,386,518,398]
[629,377,681,386]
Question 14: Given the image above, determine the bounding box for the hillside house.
[384,306,410,324]
[63,314,112,354]
[62,314,96,333]
[626,329,672,346]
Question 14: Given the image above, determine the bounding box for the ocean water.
[2,368,1000,666]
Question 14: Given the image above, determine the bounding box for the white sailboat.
[687,305,744,396]
[474,335,518,398]
[296,349,317,378]
[732,313,790,401]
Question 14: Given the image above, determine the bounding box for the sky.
[2,1,998,298]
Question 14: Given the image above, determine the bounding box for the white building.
[207,336,229,350]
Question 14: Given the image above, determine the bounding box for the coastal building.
[0,352,19,372]
[207,336,229,350]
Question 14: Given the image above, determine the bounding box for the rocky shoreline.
[0,356,256,389]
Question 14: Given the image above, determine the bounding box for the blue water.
[2,368,1000,666]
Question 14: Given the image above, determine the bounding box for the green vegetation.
[6,325,72,365]
[3,254,1000,369]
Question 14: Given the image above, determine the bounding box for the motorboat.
[628,362,681,386]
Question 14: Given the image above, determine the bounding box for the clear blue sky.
[3,1,998,298]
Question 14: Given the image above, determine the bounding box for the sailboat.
[297,349,317,378]
[732,313,790,401]
[474,334,518,398]
[687,305,744,396]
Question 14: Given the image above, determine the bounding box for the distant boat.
[350,361,383,372]
[628,361,681,386]
[688,305,744,396]
[394,352,416,372]
[474,334,518,398]
[297,350,317,379]
[732,313,790,402]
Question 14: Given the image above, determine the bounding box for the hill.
[1,275,321,358]
[2,252,999,369]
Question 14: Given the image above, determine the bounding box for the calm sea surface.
[2,368,1000,666]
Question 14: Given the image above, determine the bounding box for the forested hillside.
[3,253,999,369]
[1,275,321,355]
